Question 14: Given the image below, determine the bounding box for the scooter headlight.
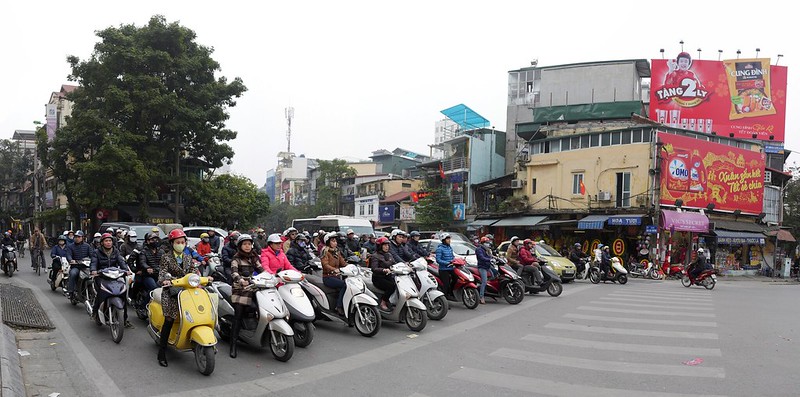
[188,274,201,288]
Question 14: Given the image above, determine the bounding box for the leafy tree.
[0,139,34,216]
[783,178,800,234]
[183,174,269,230]
[38,15,246,224]
[313,159,356,215]
[415,186,453,229]
[258,202,320,234]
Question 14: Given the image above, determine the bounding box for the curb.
[0,323,24,397]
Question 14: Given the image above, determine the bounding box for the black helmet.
[409,231,421,237]
[295,234,308,241]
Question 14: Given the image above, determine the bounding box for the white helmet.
[127,230,137,239]
[390,229,405,238]
[267,233,283,244]
[440,233,451,242]
[323,232,338,244]
[697,248,705,254]
[282,227,298,237]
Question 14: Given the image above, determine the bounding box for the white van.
[292,215,375,236]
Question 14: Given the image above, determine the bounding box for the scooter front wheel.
[270,332,295,362]
[589,270,600,284]
[292,322,315,348]
[704,278,716,290]
[110,307,124,344]
[462,287,479,309]
[194,344,215,376]
[617,274,628,285]
[502,281,525,304]
[681,276,692,288]
[404,306,427,332]
[354,305,381,337]
[425,295,448,321]
[547,282,563,297]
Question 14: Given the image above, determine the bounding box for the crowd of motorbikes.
[32,229,716,376]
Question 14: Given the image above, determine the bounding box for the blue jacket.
[435,243,455,270]
[476,245,493,269]
[51,244,69,259]
[66,242,93,263]
[184,246,205,262]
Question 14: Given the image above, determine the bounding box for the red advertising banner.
[650,56,787,142]
[659,132,765,214]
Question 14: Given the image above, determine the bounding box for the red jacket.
[260,247,297,274]
[519,246,539,267]
[196,242,212,257]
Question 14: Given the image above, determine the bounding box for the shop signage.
[612,239,625,256]
[650,57,787,141]
[645,225,658,234]
[717,236,765,245]
[453,203,465,221]
[379,205,395,223]
[659,132,765,214]
[608,216,643,226]
[399,206,415,221]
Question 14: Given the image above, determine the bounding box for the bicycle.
[32,248,45,276]
[16,241,25,258]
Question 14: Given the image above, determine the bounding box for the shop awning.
[493,216,547,227]
[607,214,646,226]
[712,220,765,233]
[660,210,709,233]
[577,215,609,230]
[714,230,766,245]
[468,218,500,227]
[118,206,176,224]
[766,229,797,242]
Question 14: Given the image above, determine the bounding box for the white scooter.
[275,269,316,348]
[363,263,428,332]
[211,272,295,361]
[300,264,381,337]
[49,256,70,291]
[410,257,448,320]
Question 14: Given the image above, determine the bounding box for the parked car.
[494,240,576,282]
[419,231,470,243]
[98,222,165,245]
[418,239,478,266]
[183,226,228,254]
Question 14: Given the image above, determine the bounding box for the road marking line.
[564,313,718,327]
[608,293,712,302]
[491,348,726,378]
[599,296,714,305]
[578,306,716,318]
[591,300,714,310]
[450,367,729,396]
[545,323,719,339]
[154,283,596,396]
[520,334,722,356]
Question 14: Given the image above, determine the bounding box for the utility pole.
[32,121,43,228]
[285,107,294,154]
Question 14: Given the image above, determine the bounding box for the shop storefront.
[490,216,546,245]
[712,230,765,273]
[576,214,650,265]
[658,210,709,266]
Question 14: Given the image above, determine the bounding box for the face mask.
[148,241,159,248]
[173,243,186,253]
[298,242,306,248]
[202,238,209,243]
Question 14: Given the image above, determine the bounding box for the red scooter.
[466,258,525,305]
[661,261,685,280]
[427,257,480,309]
[681,267,717,290]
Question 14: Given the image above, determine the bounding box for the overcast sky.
[2,0,797,186]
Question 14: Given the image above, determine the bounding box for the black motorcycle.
[519,261,563,297]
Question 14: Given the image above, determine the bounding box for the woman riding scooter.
[370,237,396,311]
[229,234,264,358]
[49,235,69,285]
[321,232,347,316]
[156,229,213,367]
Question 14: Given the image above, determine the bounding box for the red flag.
[579,179,586,195]
[439,163,446,179]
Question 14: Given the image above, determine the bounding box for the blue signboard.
[645,225,658,234]
[608,216,643,226]
[379,205,395,223]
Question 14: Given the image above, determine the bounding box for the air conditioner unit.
[511,179,525,189]
[598,191,612,201]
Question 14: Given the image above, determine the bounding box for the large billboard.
[650,55,787,141]
[659,132,765,214]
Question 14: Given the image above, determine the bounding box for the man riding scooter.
[518,239,543,285]
[688,248,710,281]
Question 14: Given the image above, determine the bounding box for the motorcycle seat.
[152,288,163,304]
[216,284,233,303]
[305,274,339,294]
[427,266,439,277]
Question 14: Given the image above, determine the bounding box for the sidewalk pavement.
[0,276,100,397]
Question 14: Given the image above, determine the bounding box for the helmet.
[323,232,338,244]
[376,237,389,245]
[480,236,491,244]
[168,229,187,241]
[200,232,209,239]
[523,239,533,245]
[100,233,113,241]
[597,244,604,249]
[127,230,137,239]
[295,234,308,241]
[440,232,451,242]
[390,229,405,238]
[228,231,241,241]
[312,232,319,238]
[283,227,297,236]
[603,245,610,251]
[3,232,8,237]
[697,248,705,254]
[346,229,354,235]
[57,235,67,242]
[75,231,85,237]
[574,243,582,248]
[369,233,376,238]
[485,234,494,240]
[237,234,254,246]
[409,231,420,237]
[267,233,283,244]
[509,236,519,244]
[62,230,69,236]
[93,232,102,238]
[538,240,545,244]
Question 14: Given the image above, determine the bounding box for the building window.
[359,204,365,215]
[581,135,590,149]
[764,171,772,184]
[572,173,584,195]
[368,204,374,215]
[531,178,537,194]
[611,132,622,145]
[402,183,411,188]
[616,172,631,208]
[550,140,560,153]
[621,131,632,145]
[642,129,652,142]
[590,134,600,147]
[601,133,611,146]
[632,130,643,143]
[571,136,580,150]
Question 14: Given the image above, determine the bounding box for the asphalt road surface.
[11,251,800,397]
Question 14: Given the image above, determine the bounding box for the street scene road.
[5,251,800,397]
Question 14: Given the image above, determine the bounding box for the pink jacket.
[260,247,297,274]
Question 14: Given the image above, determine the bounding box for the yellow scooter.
[147,273,218,375]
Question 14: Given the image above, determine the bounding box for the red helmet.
[100,233,113,241]
[523,239,533,245]
[168,229,187,241]
[376,237,389,245]
[480,236,491,244]
[452,257,467,266]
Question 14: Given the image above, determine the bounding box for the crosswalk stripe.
[598,296,714,306]
[449,367,728,397]
[564,313,718,327]
[520,334,723,356]
[591,300,714,311]
[578,306,716,318]
[491,348,726,378]
[623,288,714,295]
[545,323,719,339]
[609,293,712,302]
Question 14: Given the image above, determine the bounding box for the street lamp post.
[32,121,43,229]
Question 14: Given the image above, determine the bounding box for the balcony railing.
[442,156,468,172]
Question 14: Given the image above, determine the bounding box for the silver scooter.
[275,269,316,348]
[410,257,448,320]
[301,264,381,337]
[211,272,295,361]
[363,262,428,332]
